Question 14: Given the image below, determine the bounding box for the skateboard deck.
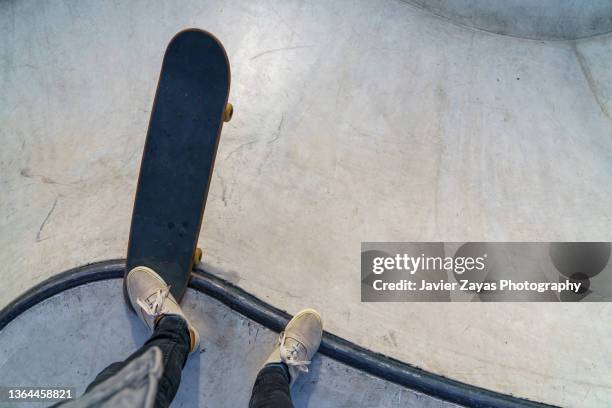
[125,29,231,303]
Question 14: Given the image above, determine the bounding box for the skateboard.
[125,29,232,305]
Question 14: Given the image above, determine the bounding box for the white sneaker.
[264,308,323,384]
[125,266,200,353]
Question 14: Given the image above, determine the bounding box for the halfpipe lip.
[0,259,556,408]
[398,0,612,41]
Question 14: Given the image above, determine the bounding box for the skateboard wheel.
[223,103,233,122]
[193,247,203,266]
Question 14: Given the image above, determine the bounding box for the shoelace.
[136,286,170,318]
[278,332,310,373]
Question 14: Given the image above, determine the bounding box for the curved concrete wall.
[405,0,612,39]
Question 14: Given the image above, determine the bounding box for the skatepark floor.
[0,279,460,408]
[1,0,612,407]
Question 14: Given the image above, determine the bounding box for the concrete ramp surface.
[0,277,459,408]
[1,0,612,407]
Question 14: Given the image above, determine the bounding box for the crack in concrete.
[250,45,314,60]
[572,42,610,119]
[224,139,259,161]
[216,172,229,207]
[36,196,59,242]
[20,168,77,186]
[267,115,285,145]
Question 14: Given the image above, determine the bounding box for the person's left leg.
[249,363,293,408]
[249,309,323,408]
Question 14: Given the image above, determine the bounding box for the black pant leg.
[82,314,191,408]
[249,363,294,408]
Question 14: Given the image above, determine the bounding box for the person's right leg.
[54,266,200,408]
[84,314,191,406]
[249,309,323,408]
